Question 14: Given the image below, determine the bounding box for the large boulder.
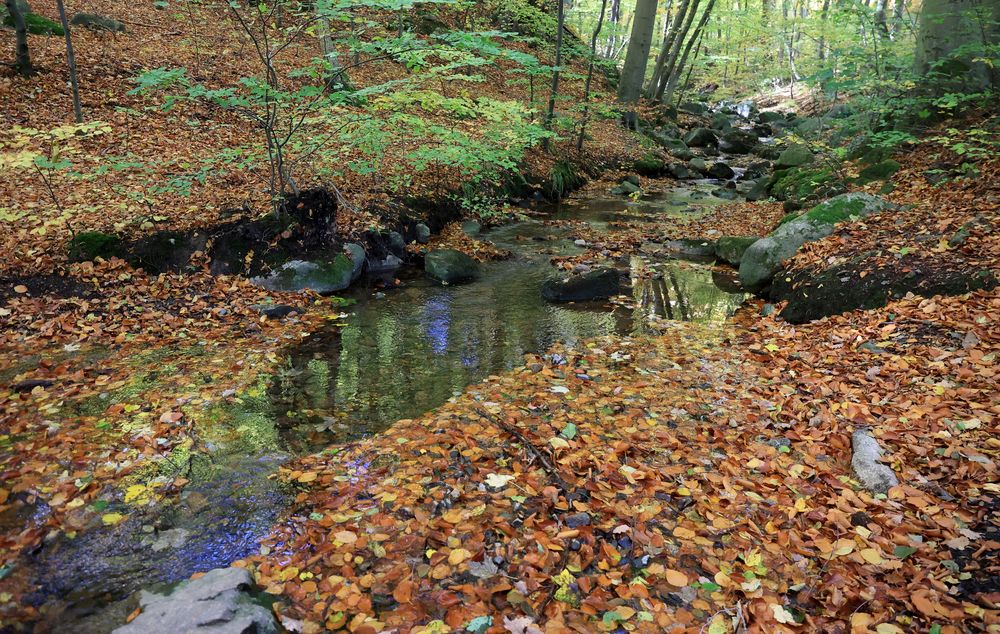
[425,249,478,284]
[738,193,897,291]
[611,180,641,196]
[668,163,691,179]
[707,162,735,180]
[683,127,718,148]
[687,157,708,175]
[775,144,815,168]
[542,268,620,302]
[679,101,710,115]
[343,243,367,281]
[113,567,278,634]
[70,12,125,32]
[709,112,734,133]
[252,255,354,294]
[718,129,758,154]
[658,136,693,160]
[756,111,787,124]
[714,236,758,265]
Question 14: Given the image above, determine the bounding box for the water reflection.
[273,185,746,452]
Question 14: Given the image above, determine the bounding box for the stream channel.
[17,181,749,630]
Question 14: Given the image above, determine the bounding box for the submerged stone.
[252,255,355,294]
[542,268,620,303]
[425,249,479,284]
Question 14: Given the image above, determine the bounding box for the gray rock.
[0,0,31,20]
[415,223,431,244]
[611,180,641,196]
[712,188,738,200]
[678,101,709,115]
[388,230,406,254]
[542,268,620,303]
[756,111,787,124]
[461,220,482,237]
[718,129,758,154]
[669,163,691,179]
[425,249,479,284]
[659,136,693,160]
[150,528,190,553]
[687,157,707,174]
[113,567,278,634]
[739,193,895,291]
[343,242,367,281]
[253,304,299,320]
[850,429,899,495]
[683,127,718,148]
[624,174,641,187]
[251,255,354,294]
[70,12,125,32]
[744,177,770,202]
[709,112,733,133]
[565,512,591,528]
[707,162,735,180]
[775,144,814,168]
[369,253,403,274]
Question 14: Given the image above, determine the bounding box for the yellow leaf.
[664,569,688,586]
[124,484,149,505]
[101,512,125,525]
[298,471,318,483]
[448,548,471,565]
[743,550,763,567]
[334,530,357,544]
[875,624,904,634]
[860,548,883,565]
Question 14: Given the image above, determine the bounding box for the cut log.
[851,429,899,494]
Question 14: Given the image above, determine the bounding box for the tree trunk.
[604,0,621,57]
[6,0,32,76]
[663,0,715,104]
[647,0,689,97]
[315,1,351,90]
[818,0,831,59]
[578,0,610,150]
[890,0,905,35]
[544,0,567,150]
[873,0,889,35]
[915,0,1000,89]
[655,0,700,100]
[618,0,659,128]
[55,0,82,122]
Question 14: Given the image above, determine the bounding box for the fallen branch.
[477,409,570,492]
[851,428,899,494]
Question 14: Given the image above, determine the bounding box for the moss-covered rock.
[69,231,122,261]
[252,255,355,294]
[70,12,125,32]
[855,159,901,184]
[768,167,843,203]
[425,249,479,284]
[739,193,896,291]
[4,11,63,35]
[634,154,667,176]
[715,236,758,265]
[775,144,815,168]
[773,262,998,323]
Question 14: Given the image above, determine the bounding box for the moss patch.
[855,159,901,185]
[633,154,666,176]
[4,12,64,35]
[69,231,122,261]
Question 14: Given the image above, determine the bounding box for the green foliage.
[546,160,584,199]
[633,154,666,176]
[69,231,122,261]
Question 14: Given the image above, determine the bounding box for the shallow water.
[17,182,747,628]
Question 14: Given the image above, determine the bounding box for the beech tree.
[5,0,32,76]
[617,0,658,127]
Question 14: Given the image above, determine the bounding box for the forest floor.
[236,137,999,634]
[1,2,999,633]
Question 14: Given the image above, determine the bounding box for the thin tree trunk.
[604,0,621,57]
[544,0,566,150]
[618,0,660,129]
[873,0,889,35]
[647,0,689,97]
[663,0,715,103]
[55,0,82,122]
[818,0,831,59]
[890,0,904,35]
[578,0,609,150]
[655,0,700,100]
[316,4,351,90]
[6,0,32,76]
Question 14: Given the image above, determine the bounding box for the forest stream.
[14,181,747,630]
